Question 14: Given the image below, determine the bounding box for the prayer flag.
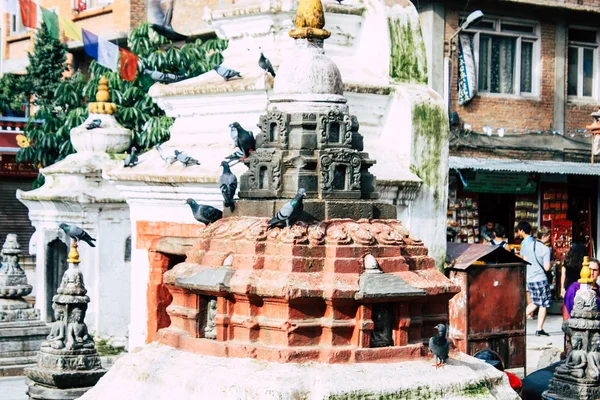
[457,34,477,106]
[18,0,36,29]
[98,38,119,71]
[41,7,59,39]
[82,29,99,60]
[3,0,18,15]
[119,48,138,82]
[60,16,82,42]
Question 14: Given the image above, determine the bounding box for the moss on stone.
[388,18,428,84]
[324,380,497,399]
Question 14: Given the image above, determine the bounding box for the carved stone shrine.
[543,264,600,400]
[25,241,106,400]
[0,234,50,376]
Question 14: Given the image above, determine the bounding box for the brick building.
[419,0,600,263]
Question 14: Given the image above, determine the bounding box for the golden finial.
[87,76,117,115]
[67,240,81,264]
[579,256,593,284]
[288,0,331,40]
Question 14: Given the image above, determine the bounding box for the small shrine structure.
[25,241,106,400]
[17,78,132,345]
[0,233,49,376]
[82,1,519,398]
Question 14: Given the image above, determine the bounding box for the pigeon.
[174,150,200,167]
[59,223,97,247]
[143,69,184,84]
[224,148,245,166]
[219,161,237,210]
[258,52,276,77]
[268,188,306,229]
[124,147,139,168]
[429,324,450,368]
[148,0,188,41]
[156,145,177,165]
[86,118,102,130]
[335,0,343,4]
[214,65,242,81]
[185,199,222,224]
[229,122,256,159]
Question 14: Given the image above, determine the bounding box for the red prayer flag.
[119,48,138,82]
[19,0,36,29]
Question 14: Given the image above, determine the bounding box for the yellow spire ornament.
[88,76,117,115]
[67,240,81,264]
[579,256,593,284]
[288,0,331,40]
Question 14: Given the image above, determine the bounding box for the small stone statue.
[557,333,587,378]
[44,308,66,349]
[370,306,393,347]
[204,299,217,339]
[65,308,94,350]
[587,334,600,380]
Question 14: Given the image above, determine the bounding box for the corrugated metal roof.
[446,243,527,270]
[449,156,600,176]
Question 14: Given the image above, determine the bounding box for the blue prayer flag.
[82,29,99,60]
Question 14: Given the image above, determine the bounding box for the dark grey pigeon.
[429,324,450,368]
[124,147,139,168]
[214,65,242,81]
[174,150,200,167]
[335,0,343,4]
[185,199,222,224]
[156,145,177,165]
[258,52,276,77]
[143,69,184,84]
[268,188,306,229]
[229,122,255,159]
[59,223,96,247]
[86,118,102,130]
[148,0,188,41]
[219,161,237,210]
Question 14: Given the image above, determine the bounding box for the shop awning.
[449,156,600,176]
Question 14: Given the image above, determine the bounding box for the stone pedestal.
[25,242,106,400]
[17,78,132,345]
[0,234,50,376]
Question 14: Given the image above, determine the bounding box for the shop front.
[447,157,600,264]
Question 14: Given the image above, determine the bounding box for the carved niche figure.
[65,308,94,350]
[557,333,587,378]
[320,149,362,192]
[318,107,353,147]
[44,308,67,349]
[245,150,282,194]
[370,305,394,348]
[587,334,600,380]
[204,298,217,340]
[258,109,289,148]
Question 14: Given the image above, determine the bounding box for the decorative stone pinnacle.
[88,76,117,115]
[67,241,81,264]
[288,0,331,40]
[579,256,593,284]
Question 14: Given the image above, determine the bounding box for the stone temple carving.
[25,241,106,399]
[543,268,600,399]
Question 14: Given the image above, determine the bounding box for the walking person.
[517,221,552,336]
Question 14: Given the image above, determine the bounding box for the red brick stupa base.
[154,217,459,364]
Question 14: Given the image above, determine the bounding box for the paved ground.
[0,315,565,398]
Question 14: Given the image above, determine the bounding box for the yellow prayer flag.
[60,16,82,42]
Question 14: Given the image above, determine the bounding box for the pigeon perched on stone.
[174,150,200,167]
[219,161,237,210]
[156,145,176,165]
[124,147,139,168]
[143,69,185,84]
[335,0,343,4]
[268,188,306,229]
[229,122,256,159]
[59,223,97,247]
[429,324,450,368]
[185,199,222,224]
[148,0,188,41]
[258,52,276,77]
[224,148,245,166]
[214,65,242,81]
[86,118,102,130]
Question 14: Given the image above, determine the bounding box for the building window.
[567,28,598,99]
[462,16,540,97]
[10,13,27,35]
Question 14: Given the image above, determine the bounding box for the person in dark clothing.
[560,243,586,299]
[490,224,509,250]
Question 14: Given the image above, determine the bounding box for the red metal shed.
[446,243,527,370]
